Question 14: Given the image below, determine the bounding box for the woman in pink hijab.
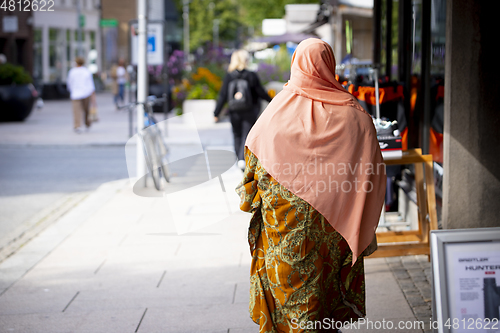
[236,38,386,332]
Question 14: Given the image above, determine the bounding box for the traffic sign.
[79,14,85,28]
[100,19,118,28]
[130,21,164,66]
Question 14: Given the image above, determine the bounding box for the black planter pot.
[0,84,37,122]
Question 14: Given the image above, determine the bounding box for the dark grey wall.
[442,0,500,229]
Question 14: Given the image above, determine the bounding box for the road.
[0,91,235,259]
[0,145,129,248]
[0,92,134,254]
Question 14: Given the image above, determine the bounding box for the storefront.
[373,0,446,157]
[0,11,34,74]
[33,0,101,98]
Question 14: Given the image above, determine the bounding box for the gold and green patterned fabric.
[236,148,366,333]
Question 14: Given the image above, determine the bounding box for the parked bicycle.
[120,96,170,191]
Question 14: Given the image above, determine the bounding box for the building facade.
[33,0,101,89]
[0,9,34,74]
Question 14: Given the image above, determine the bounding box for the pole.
[373,68,380,119]
[421,0,432,154]
[183,0,189,64]
[163,22,169,121]
[136,0,148,180]
[76,0,83,57]
[213,19,220,48]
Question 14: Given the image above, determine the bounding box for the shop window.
[49,28,64,82]
[430,0,446,76]
[33,29,42,83]
[66,29,72,66]
[381,0,399,81]
[90,31,95,50]
[74,29,86,58]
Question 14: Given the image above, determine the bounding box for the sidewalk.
[0,93,432,332]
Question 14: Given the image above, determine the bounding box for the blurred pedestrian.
[110,58,127,109]
[67,57,95,133]
[213,49,272,171]
[236,39,386,332]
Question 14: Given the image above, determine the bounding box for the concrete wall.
[442,0,500,229]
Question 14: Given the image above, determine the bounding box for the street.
[0,145,128,252]
[0,92,133,258]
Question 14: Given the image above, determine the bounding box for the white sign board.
[262,19,286,36]
[131,22,164,66]
[431,228,500,333]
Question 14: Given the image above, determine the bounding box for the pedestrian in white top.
[67,57,95,132]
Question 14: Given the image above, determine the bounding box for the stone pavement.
[0,92,433,332]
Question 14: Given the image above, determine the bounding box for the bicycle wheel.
[155,136,170,183]
[147,124,170,183]
[140,130,164,191]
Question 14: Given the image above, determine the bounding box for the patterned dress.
[236,148,366,333]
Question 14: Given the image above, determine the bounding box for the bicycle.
[120,96,170,191]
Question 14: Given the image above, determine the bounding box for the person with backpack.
[214,50,272,170]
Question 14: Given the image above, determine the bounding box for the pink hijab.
[245,38,386,263]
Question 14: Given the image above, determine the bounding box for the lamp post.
[209,2,219,48]
[213,19,220,48]
[136,0,148,179]
[183,0,190,64]
[76,0,84,57]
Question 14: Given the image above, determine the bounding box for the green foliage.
[0,64,33,85]
[170,0,319,51]
[239,0,319,31]
[173,0,243,52]
[186,83,218,100]
[186,66,221,99]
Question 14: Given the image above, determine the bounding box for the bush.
[0,64,33,85]
[186,83,218,100]
[171,78,190,113]
[254,45,291,85]
[167,50,185,84]
[255,62,290,86]
[186,67,221,100]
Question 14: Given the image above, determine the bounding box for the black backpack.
[227,71,252,112]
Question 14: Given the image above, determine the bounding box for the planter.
[0,84,37,122]
[182,99,216,124]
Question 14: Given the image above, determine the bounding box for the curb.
[0,179,129,296]
[0,192,89,264]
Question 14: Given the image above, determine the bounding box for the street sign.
[100,19,118,28]
[79,14,85,28]
[130,22,164,66]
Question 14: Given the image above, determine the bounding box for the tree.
[172,0,243,52]
[239,0,320,31]
[171,0,321,52]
